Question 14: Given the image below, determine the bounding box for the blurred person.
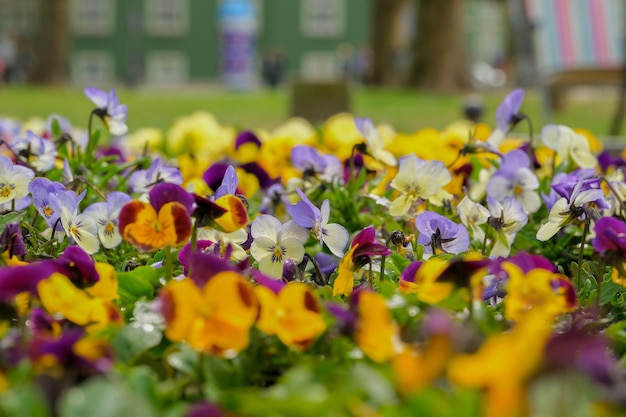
[261,47,286,89]
[0,31,17,83]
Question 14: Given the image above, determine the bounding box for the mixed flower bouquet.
[0,87,625,417]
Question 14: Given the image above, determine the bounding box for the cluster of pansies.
[0,87,625,417]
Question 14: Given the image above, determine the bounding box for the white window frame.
[300,51,340,80]
[71,51,115,85]
[70,0,115,36]
[300,0,345,38]
[145,51,189,85]
[144,0,189,37]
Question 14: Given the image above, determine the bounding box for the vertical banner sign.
[218,0,257,90]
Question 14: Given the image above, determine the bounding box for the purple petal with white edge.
[291,145,327,173]
[486,174,512,202]
[496,88,524,132]
[84,87,109,109]
[203,162,231,191]
[287,189,319,229]
[354,117,373,137]
[443,224,470,254]
[321,223,349,257]
[497,149,530,176]
[149,183,194,214]
[214,165,238,199]
[82,202,108,223]
[106,192,132,213]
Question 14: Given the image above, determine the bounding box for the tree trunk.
[368,0,406,85]
[407,0,469,91]
[31,0,69,84]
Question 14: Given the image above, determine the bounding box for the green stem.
[481,223,491,256]
[85,110,95,164]
[304,253,326,286]
[577,218,590,289]
[596,257,605,307]
[380,255,386,283]
[165,245,173,281]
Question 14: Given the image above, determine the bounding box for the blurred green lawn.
[0,85,623,138]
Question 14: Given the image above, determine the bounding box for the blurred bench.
[524,0,626,127]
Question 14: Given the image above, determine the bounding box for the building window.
[145,0,189,37]
[300,0,345,38]
[71,51,114,84]
[70,0,115,36]
[300,51,340,80]
[0,0,39,36]
[145,52,188,84]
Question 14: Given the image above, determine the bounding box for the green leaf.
[50,117,62,137]
[112,324,163,364]
[0,383,51,417]
[390,253,411,272]
[59,377,157,417]
[116,266,163,305]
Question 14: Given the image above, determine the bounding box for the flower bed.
[0,87,625,417]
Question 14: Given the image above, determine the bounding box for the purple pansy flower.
[214,165,238,199]
[291,145,328,175]
[12,130,57,172]
[29,178,68,230]
[486,149,540,214]
[84,86,128,136]
[128,157,183,194]
[288,188,349,257]
[415,211,469,257]
[537,178,606,241]
[486,196,528,258]
[83,191,132,249]
[592,216,626,254]
[495,88,525,132]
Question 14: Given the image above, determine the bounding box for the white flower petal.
[282,220,309,243]
[281,238,305,262]
[251,214,281,241]
[321,223,349,257]
[258,255,284,279]
[250,236,276,262]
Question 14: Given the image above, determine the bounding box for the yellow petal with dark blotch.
[213,195,249,233]
[203,271,258,329]
[159,201,192,246]
[120,201,163,251]
[254,285,279,336]
[161,278,204,343]
[356,291,396,363]
[274,283,326,349]
[118,200,150,237]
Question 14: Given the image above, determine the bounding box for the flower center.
[0,183,13,198]
[271,246,286,263]
[43,205,54,218]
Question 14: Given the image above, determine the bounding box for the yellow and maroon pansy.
[160,271,258,356]
[118,183,193,252]
[255,282,326,349]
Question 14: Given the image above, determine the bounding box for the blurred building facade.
[0,0,372,86]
